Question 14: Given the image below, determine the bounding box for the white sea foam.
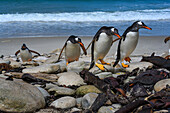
[0,9,169,22]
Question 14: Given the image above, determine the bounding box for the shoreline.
[0,36,168,56]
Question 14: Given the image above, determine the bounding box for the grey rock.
[32,56,48,63]
[76,97,82,108]
[0,78,45,113]
[71,107,82,112]
[67,60,87,72]
[50,96,76,109]
[124,76,136,84]
[82,93,98,109]
[22,63,60,74]
[36,86,50,99]
[48,86,75,96]
[45,55,59,64]
[58,72,85,86]
[0,58,11,64]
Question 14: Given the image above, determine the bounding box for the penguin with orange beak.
[88,26,121,71]
[57,35,87,65]
[15,44,40,62]
[113,21,152,68]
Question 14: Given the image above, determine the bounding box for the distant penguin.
[57,35,87,65]
[88,26,121,71]
[15,44,40,62]
[113,21,152,68]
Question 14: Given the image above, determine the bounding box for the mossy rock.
[76,85,102,96]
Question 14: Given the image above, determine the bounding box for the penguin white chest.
[121,32,139,57]
[20,49,32,62]
[94,33,113,60]
[65,42,80,62]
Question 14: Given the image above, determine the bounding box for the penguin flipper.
[30,50,41,56]
[15,50,20,56]
[57,43,66,62]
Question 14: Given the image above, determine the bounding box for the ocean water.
[0,0,169,38]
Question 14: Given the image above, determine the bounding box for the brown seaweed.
[141,53,170,71]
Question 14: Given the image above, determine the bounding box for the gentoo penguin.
[88,26,121,71]
[57,35,87,65]
[15,44,40,62]
[113,21,152,68]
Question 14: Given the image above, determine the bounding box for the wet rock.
[76,85,102,96]
[10,61,22,68]
[81,93,98,109]
[48,86,75,96]
[0,78,45,113]
[22,63,61,74]
[67,61,88,72]
[126,62,153,72]
[98,106,117,113]
[58,72,85,86]
[50,96,76,109]
[95,72,112,79]
[154,79,170,92]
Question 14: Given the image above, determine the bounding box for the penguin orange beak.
[78,42,87,55]
[142,26,152,30]
[114,33,121,39]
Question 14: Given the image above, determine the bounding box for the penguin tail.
[89,61,95,70]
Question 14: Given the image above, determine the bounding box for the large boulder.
[0,79,45,113]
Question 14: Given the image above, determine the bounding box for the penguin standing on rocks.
[113,21,152,68]
[88,26,121,71]
[15,44,41,62]
[57,35,87,65]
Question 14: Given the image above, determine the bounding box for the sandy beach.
[0,36,168,57]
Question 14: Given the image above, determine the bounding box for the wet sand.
[0,36,168,56]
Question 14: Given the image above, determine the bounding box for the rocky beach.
[0,36,169,113]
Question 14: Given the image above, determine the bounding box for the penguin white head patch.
[111,28,115,32]
[75,37,79,41]
[138,21,142,25]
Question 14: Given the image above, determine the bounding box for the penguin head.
[67,35,87,55]
[132,21,152,31]
[21,43,27,50]
[110,27,121,38]
[67,35,82,44]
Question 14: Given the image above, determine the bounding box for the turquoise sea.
[0,0,170,38]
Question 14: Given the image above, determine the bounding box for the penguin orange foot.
[124,57,131,63]
[121,62,129,68]
[99,59,111,65]
[95,63,105,71]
